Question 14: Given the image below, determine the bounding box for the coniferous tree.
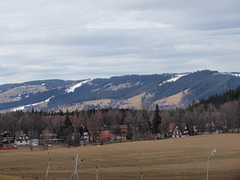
[152,104,162,134]
[64,114,72,128]
[61,113,73,147]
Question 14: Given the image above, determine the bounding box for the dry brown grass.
[61,92,146,112]
[120,92,146,109]
[0,175,29,180]
[0,134,240,180]
[61,99,112,112]
[0,85,47,104]
[154,89,189,107]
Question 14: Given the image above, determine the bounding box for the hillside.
[0,70,240,112]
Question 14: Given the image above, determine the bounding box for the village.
[0,113,224,150]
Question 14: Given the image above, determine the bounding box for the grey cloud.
[0,0,239,84]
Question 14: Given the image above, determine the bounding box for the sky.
[0,0,240,85]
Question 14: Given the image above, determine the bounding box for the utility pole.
[69,154,85,180]
[139,167,143,180]
[45,152,51,180]
[206,149,216,180]
[96,160,99,180]
[69,154,80,180]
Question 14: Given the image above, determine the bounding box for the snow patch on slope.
[11,96,54,111]
[65,79,91,93]
[230,73,240,77]
[159,73,188,86]
[217,72,240,77]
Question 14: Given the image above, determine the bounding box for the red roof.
[168,123,175,131]
[97,130,114,140]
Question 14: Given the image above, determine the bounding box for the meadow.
[0,134,240,180]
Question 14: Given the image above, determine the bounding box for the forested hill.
[196,85,240,108]
[0,70,240,112]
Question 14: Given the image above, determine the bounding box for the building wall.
[15,139,30,146]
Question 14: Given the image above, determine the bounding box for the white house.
[14,131,30,146]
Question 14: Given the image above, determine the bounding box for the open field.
[0,134,240,180]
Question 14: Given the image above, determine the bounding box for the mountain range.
[0,70,240,112]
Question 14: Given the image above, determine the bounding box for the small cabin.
[167,122,190,138]
[205,121,217,133]
[96,126,114,141]
[113,125,128,141]
[14,131,30,146]
[79,124,91,143]
[0,131,14,144]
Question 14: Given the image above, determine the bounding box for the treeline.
[0,108,154,141]
[0,86,240,144]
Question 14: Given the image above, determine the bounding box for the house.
[96,126,114,141]
[14,131,30,146]
[205,121,217,133]
[113,125,128,141]
[0,131,15,150]
[78,124,91,143]
[167,122,190,138]
[0,131,14,145]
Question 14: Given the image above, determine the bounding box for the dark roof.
[178,123,188,132]
[168,122,189,134]
[14,131,23,141]
[168,122,175,131]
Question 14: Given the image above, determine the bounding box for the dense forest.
[0,86,240,145]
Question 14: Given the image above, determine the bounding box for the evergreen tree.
[64,114,72,128]
[60,113,73,147]
[152,104,162,134]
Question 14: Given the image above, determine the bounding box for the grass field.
[0,134,240,180]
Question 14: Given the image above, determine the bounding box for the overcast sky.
[0,0,240,85]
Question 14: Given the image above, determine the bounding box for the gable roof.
[14,131,23,141]
[97,130,114,140]
[178,123,188,132]
[168,122,175,131]
[168,122,190,134]
[1,131,11,137]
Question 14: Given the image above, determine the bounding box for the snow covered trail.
[11,96,54,111]
[159,73,188,86]
[65,79,91,93]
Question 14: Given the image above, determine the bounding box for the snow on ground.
[11,96,54,111]
[65,79,91,93]
[230,73,240,77]
[159,73,188,86]
[217,72,240,77]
